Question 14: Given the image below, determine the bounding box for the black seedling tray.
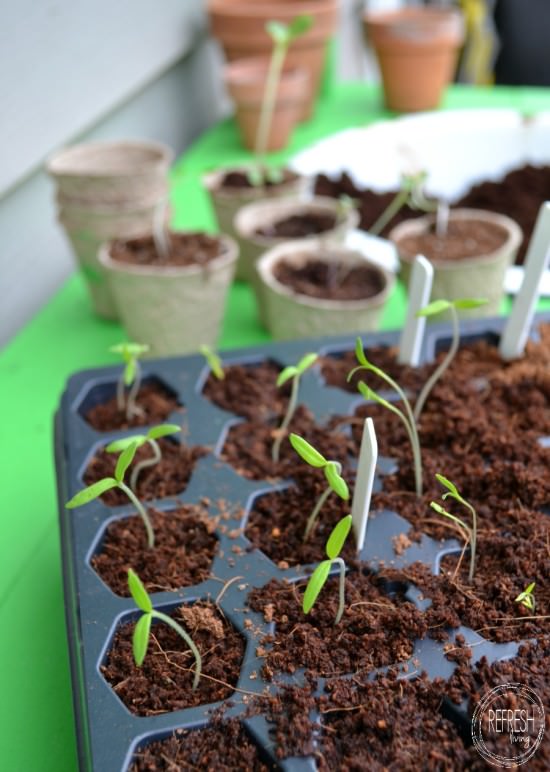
[54,312,550,772]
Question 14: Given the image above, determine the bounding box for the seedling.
[272,352,318,463]
[413,297,488,420]
[515,582,536,614]
[303,514,352,625]
[348,337,423,496]
[66,441,155,549]
[247,14,313,187]
[109,342,150,421]
[289,433,349,541]
[199,344,225,380]
[369,171,437,237]
[106,423,180,491]
[430,473,478,582]
[128,568,202,690]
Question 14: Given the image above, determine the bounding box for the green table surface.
[2,81,550,771]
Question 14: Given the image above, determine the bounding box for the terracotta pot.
[256,239,394,339]
[234,195,359,284]
[223,57,309,151]
[202,166,309,269]
[389,208,523,318]
[98,232,238,356]
[364,8,465,112]
[208,0,339,119]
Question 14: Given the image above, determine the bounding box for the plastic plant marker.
[500,201,550,360]
[351,417,378,552]
[398,254,433,366]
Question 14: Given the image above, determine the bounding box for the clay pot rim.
[203,166,303,198]
[389,208,523,270]
[364,7,464,46]
[235,195,360,248]
[98,232,238,277]
[257,239,395,310]
[47,140,173,178]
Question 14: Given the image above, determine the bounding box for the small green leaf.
[326,514,352,560]
[289,434,327,468]
[303,560,331,614]
[525,582,536,594]
[123,358,136,386]
[416,299,451,318]
[66,478,118,508]
[435,473,459,498]
[199,344,224,380]
[106,435,146,453]
[276,365,298,387]
[355,337,369,367]
[147,423,181,441]
[287,14,313,40]
[452,298,488,310]
[265,20,289,44]
[114,441,138,483]
[246,166,264,187]
[266,167,284,185]
[430,501,448,516]
[324,463,349,500]
[132,613,152,666]
[127,568,153,613]
[357,381,391,409]
[296,352,318,375]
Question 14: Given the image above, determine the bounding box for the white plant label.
[500,202,550,360]
[351,417,378,552]
[398,254,433,367]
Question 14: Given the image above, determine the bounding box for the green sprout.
[303,514,352,625]
[515,582,536,614]
[289,433,349,541]
[247,14,313,187]
[106,423,180,491]
[66,441,155,549]
[128,568,202,690]
[430,474,478,582]
[109,342,150,421]
[272,352,318,463]
[413,298,488,421]
[369,171,437,237]
[199,344,225,380]
[349,337,423,497]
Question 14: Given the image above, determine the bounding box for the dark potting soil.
[109,232,225,267]
[396,219,509,262]
[220,168,297,190]
[84,381,182,432]
[202,360,291,422]
[91,506,218,597]
[273,257,385,301]
[83,438,207,505]
[315,163,550,264]
[102,602,245,716]
[255,212,337,239]
[317,671,474,771]
[130,716,274,771]
[248,570,428,679]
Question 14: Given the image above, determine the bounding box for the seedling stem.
[272,353,317,463]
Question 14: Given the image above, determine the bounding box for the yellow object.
[459,0,496,84]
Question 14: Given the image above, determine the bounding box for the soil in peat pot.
[109,232,227,268]
[273,257,386,301]
[91,505,218,596]
[102,602,245,716]
[255,212,337,239]
[395,219,509,262]
[83,437,207,505]
[315,163,550,263]
[219,168,298,190]
[84,380,182,432]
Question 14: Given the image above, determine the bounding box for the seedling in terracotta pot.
[289,433,349,541]
[109,342,150,420]
[199,344,225,380]
[128,568,202,689]
[247,14,313,187]
[106,423,181,491]
[413,297,488,420]
[66,441,155,549]
[430,473,478,582]
[515,582,536,614]
[349,338,423,496]
[272,352,318,463]
[303,514,352,625]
